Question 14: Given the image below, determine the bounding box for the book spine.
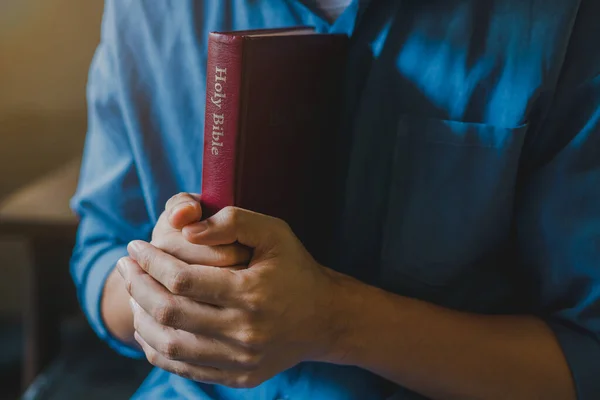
[201,34,244,218]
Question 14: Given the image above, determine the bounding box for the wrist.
[102,268,137,347]
[317,268,373,365]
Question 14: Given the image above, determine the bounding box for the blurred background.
[0,2,150,398]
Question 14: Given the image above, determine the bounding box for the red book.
[201,27,348,262]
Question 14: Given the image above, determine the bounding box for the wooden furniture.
[0,158,80,389]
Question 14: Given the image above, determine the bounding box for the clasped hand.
[116,193,344,388]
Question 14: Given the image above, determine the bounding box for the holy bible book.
[201,27,348,262]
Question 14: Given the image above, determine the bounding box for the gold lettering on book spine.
[210,67,227,155]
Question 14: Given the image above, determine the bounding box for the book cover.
[201,27,348,262]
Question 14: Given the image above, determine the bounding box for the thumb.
[165,192,203,230]
[182,206,284,249]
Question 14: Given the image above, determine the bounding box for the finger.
[165,192,201,211]
[165,192,203,230]
[168,243,252,268]
[128,240,240,305]
[132,302,250,369]
[152,233,252,267]
[182,207,286,250]
[152,206,198,243]
[127,240,188,292]
[120,257,231,332]
[135,332,240,386]
[120,257,188,327]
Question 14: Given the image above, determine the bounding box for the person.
[70,1,600,399]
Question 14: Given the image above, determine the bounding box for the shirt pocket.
[380,115,528,288]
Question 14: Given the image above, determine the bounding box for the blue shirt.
[70,1,600,399]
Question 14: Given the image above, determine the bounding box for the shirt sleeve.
[70,0,151,359]
[516,3,600,397]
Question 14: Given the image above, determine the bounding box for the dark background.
[0,2,151,399]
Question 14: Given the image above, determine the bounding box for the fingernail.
[128,240,143,255]
[171,202,195,216]
[185,221,208,235]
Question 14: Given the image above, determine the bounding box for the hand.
[119,206,344,388]
[109,193,251,351]
[102,192,250,344]
[150,192,251,267]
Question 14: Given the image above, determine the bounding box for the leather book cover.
[201,27,348,262]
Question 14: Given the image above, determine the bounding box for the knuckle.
[241,290,265,313]
[169,270,192,295]
[235,351,262,371]
[154,299,179,326]
[233,272,249,290]
[159,338,181,360]
[237,328,267,349]
[221,206,240,225]
[172,365,193,380]
[233,373,261,389]
[235,272,257,294]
